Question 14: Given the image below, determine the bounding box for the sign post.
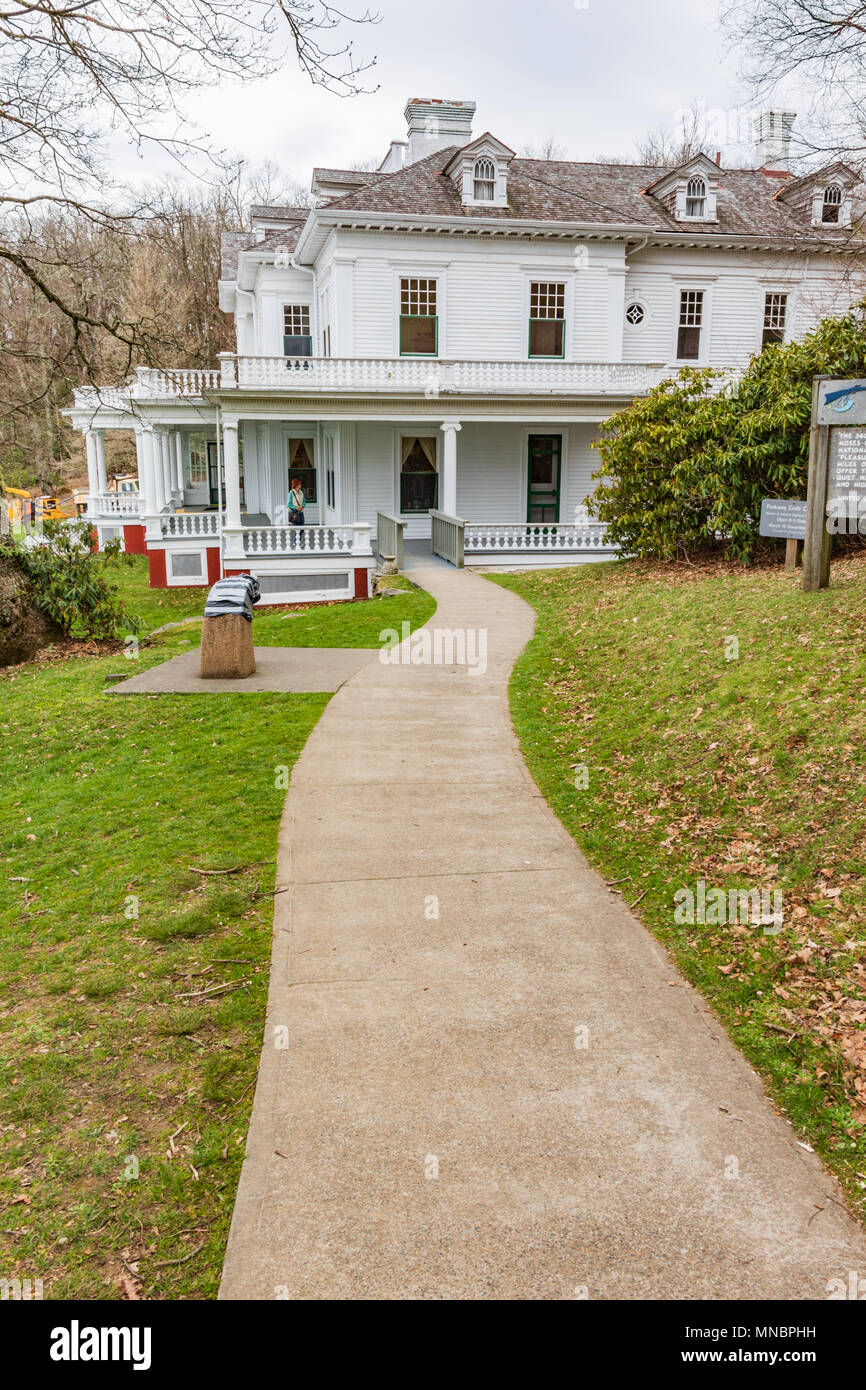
[758,497,806,570]
[804,375,866,591]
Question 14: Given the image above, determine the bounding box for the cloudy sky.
[123,0,808,187]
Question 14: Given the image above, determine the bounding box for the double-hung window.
[677,289,703,360]
[283,305,312,357]
[762,292,787,348]
[529,282,566,358]
[400,278,438,356]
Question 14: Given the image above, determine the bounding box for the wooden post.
[802,378,833,592]
[784,538,799,571]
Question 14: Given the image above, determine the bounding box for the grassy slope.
[492,553,866,1217]
[0,565,435,1299]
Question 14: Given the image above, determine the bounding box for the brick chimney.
[405,98,476,165]
[753,110,796,172]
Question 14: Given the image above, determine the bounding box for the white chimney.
[405,98,476,166]
[753,110,796,171]
[378,140,407,174]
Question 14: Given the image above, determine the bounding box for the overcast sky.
[120,0,808,188]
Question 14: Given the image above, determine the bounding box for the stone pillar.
[440,420,462,516]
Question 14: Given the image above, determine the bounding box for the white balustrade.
[464,521,615,553]
[242,524,358,556]
[163,512,221,537]
[74,358,667,410]
[227,356,665,396]
[91,493,141,517]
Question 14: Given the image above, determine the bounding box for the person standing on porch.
[288,477,305,526]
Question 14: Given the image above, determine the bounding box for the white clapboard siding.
[562,426,601,516]
[455,423,523,520]
[353,259,395,356]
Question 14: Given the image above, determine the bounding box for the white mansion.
[70,99,864,601]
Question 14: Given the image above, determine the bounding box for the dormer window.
[822,184,842,224]
[685,177,706,218]
[473,157,496,201]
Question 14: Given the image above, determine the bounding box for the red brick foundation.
[122,524,147,556]
[147,549,167,588]
[353,566,369,599]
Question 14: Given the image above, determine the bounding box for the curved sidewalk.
[220,564,866,1300]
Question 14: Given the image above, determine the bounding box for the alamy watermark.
[674,879,783,935]
[379,622,487,676]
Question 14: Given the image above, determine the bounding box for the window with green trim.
[400,278,438,356]
[283,304,312,356]
[529,281,565,358]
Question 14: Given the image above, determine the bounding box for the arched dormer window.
[473,157,496,201]
[685,176,706,218]
[822,184,842,224]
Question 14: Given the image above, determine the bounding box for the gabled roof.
[774,161,860,203]
[643,152,722,197]
[442,131,517,176]
[220,208,309,281]
[313,146,856,241]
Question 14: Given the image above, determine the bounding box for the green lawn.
[0,562,434,1299]
[109,555,435,647]
[492,551,866,1218]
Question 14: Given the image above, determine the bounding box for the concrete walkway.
[219,563,866,1300]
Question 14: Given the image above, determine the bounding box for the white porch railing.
[375,512,406,569]
[163,512,221,537]
[90,493,141,517]
[219,355,666,397]
[134,367,220,397]
[430,510,466,568]
[242,523,371,556]
[464,520,615,554]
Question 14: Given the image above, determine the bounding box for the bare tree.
[0,1,379,370]
[521,137,568,160]
[723,0,866,165]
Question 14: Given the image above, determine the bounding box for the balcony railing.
[73,356,667,409]
[90,492,141,517]
[219,355,666,396]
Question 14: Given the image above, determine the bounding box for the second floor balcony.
[74,357,669,409]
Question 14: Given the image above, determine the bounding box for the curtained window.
[289,438,317,504]
[400,436,438,513]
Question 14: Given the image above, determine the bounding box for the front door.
[527,434,561,522]
[207,442,219,506]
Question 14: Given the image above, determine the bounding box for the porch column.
[84,431,99,512]
[222,418,245,562]
[440,419,462,516]
[174,432,184,497]
[150,428,166,512]
[135,427,155,512]
[94,430,108,495]
[159,430,173,507]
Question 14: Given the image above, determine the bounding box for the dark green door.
[207,442,220,506]
[527,435,561,522]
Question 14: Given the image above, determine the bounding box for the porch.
[80,409,617,596]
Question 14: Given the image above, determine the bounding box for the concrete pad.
[107,645,379,695]
[220,561,866,1301]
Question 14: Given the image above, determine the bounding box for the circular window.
[625,301,645,326]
